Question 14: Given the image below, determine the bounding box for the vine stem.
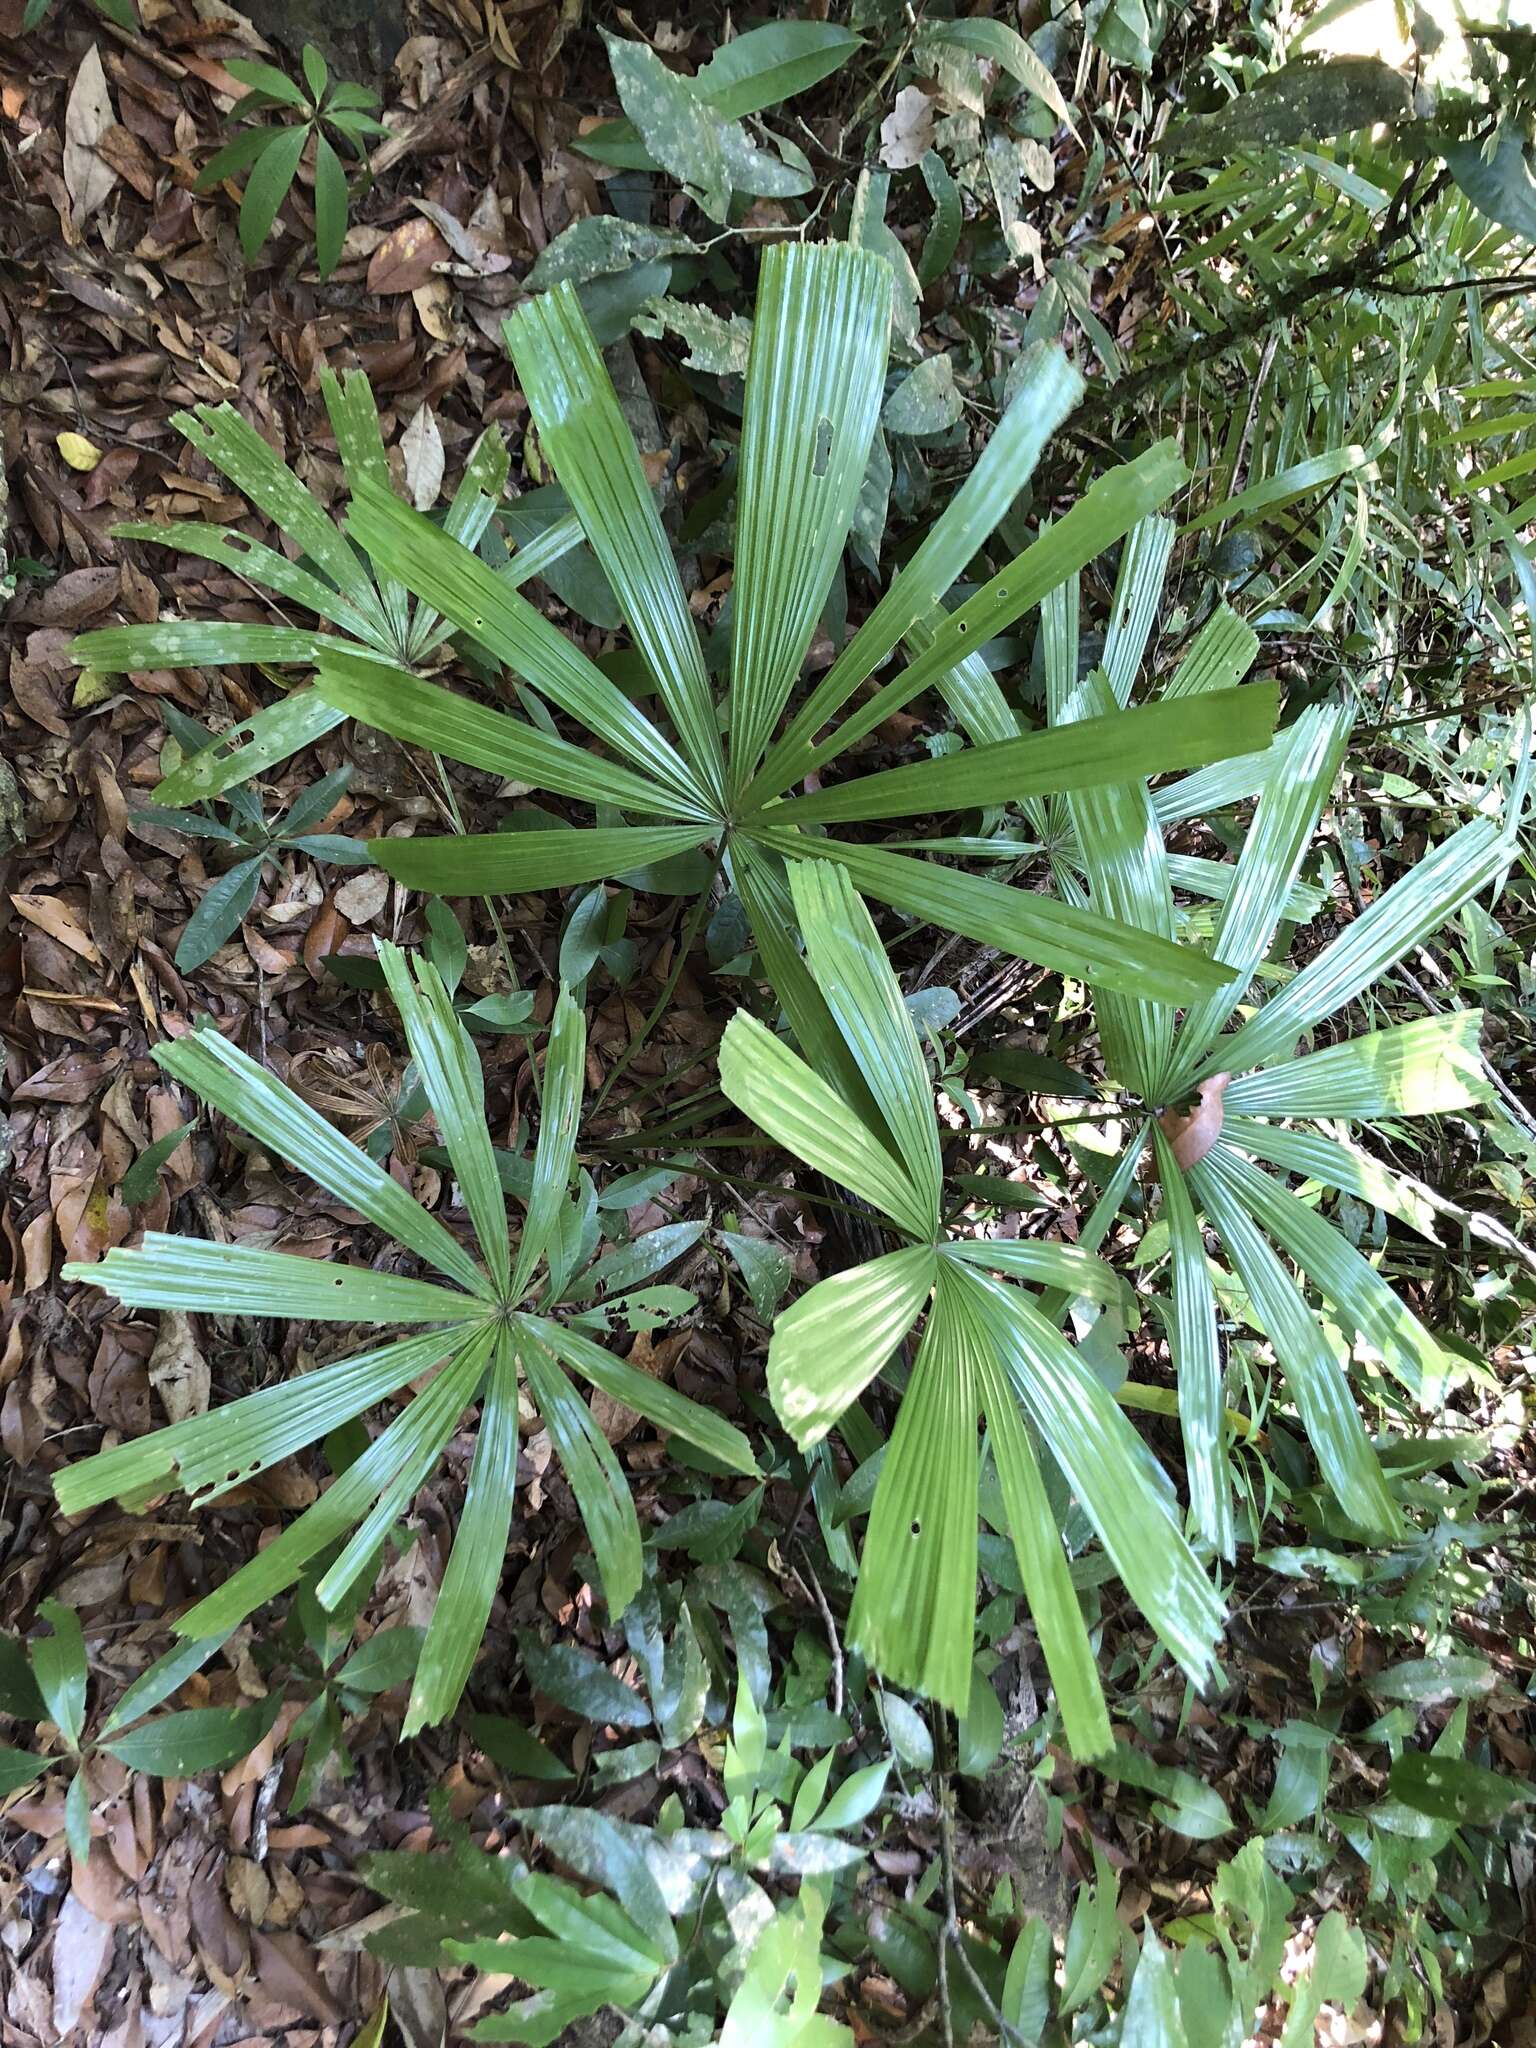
[592,847,724,1115]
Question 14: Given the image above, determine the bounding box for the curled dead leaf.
[1156,1072,1232,1173]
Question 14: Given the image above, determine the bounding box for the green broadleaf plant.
[311,240,1282,1101]
[55,946,757,1735]
[1056,685,1511,1561]
[195,44,388,277]
[717,859,1226,1752]
[68,373,583,807]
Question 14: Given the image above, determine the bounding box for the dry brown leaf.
[366,216,449,294]
[879,85,934,170]
[400,402,445,510]
[146,1309,208,1424]
[591,1328,691,1445]
[51,1890,114,2035]
[1157,1072,1232,1172]
[63,46,118,225]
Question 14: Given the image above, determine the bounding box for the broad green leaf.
[1389,1750,1530,1826]
[759,684,1279,828]
[789,861,942,1231]
[974,1327,1110,1758]
[175,856,264,971]
[523,1326,645,1620]
[718,1012,935,1240]
[510,986,584,1301]
[531,1317,759,1476]
[756,831,1233,1006]
[764,1247,936,1449]
[371,824,713,896]
[197,126,290,189]
[916,16,1076,131]
[721,1886,848,2048]
[505,286,725,800]
[726,242,890,791]
[693,21,862,116]
[0,1635,44,1719]
[317,365,412,649]
[1162,603,1260,699]
[237,119,307,262]
[789,439,1189,780]
[717,1229,792,1321]
[848,1268,978,1712]
[467,1713,572,1781]
[33,1602,87,1750]
[1205,820,1506,1078]
[109,521,382,643]
[517,1805,678,1961]
[406,1337,521,1731]
[171,1330,493,1637]
[153,1019,488,1295]
[63,1236,478,1325]
[1059,669,1176,1097]
[1223,1010,1489,1122]
[1444,125,1536,242]
[1152,1129,1233,1560]
[1153,742,1280,828]
[1165,702,1351,1091]
[335,1627,425,1694]
[100,1633,229,1734]
[961,1265,1225,1686]
[224,55,310,105]
[1207,1140,1451,1403]
[102,1696,282,1776]
[344,479,710,811]
[517,1634,651,1728]
[0,1748,48,1797]
[72,619,342,674]
[378,945,510,1295]
[1190,1149,1400,1537]
[312,129,347,277]
[54,1325,472,1516]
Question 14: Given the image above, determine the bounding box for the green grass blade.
[1223,1011,1490,1121]
[963,1263,1226,1686]
[846,1267,978,1712]
[1189,1149,1400,1538]
[751,342,1080,799]
[1163,703,1351,1093]
[370,824,713,896]
[757,684,1280,828]
[726,242,891,793]
[763,1247,936,1449]
[152,1018,489,1295]
[510,986,584,1302]
[520,1326,643,1617]
[405,1333,520,1732]
[1222,1117,1444,1244]
[790,439,1189,783]
[1151,1129,1234,1560]
[378,945,510,1295]
[72,622,347,673]
[64,1237,478,1325]
[313,652,688,817]
[54,1326,474,1517]
[343,478,711,811]
[531,1316,759,1476]
[1204,820,1506,1078]
[1152,742,1279,827]
[319,367,413,649]
[943,1240,1130,1309]
[755,830,1234,1005]
[407,426,513,655]
[506,287,725,801]
[717,1011,936,1241]
[788,861,942,1232]
[972,1328,1111,1759]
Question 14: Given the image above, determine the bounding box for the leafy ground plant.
[311,238,1284,1094]
[55,945,757,1735]
[717,858,1225,1749]
[196,44,386,276]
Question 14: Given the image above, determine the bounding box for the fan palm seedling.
[716,858,1226,1756]
[1050,683,1514,1560]
[309,240,1284,1101]
[56,948,757,1735]
[69,373,582,808]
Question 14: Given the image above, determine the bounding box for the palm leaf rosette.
[1051,685,1511,1561]
[717,858,1226,1759]
[56,946,757,1735]
[307,239,1284,1103]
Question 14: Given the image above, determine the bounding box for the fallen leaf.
[63,46,118,225]
[880,86,934,170]
[400,403,444,511]
[1157,1072,1232,1172]
[334,869,390,925]
[52,1890,114,2037]
[591,1328,691,1445]
[147,1309,209,1424]
[367,216,449,294]
[57,431,103,471]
